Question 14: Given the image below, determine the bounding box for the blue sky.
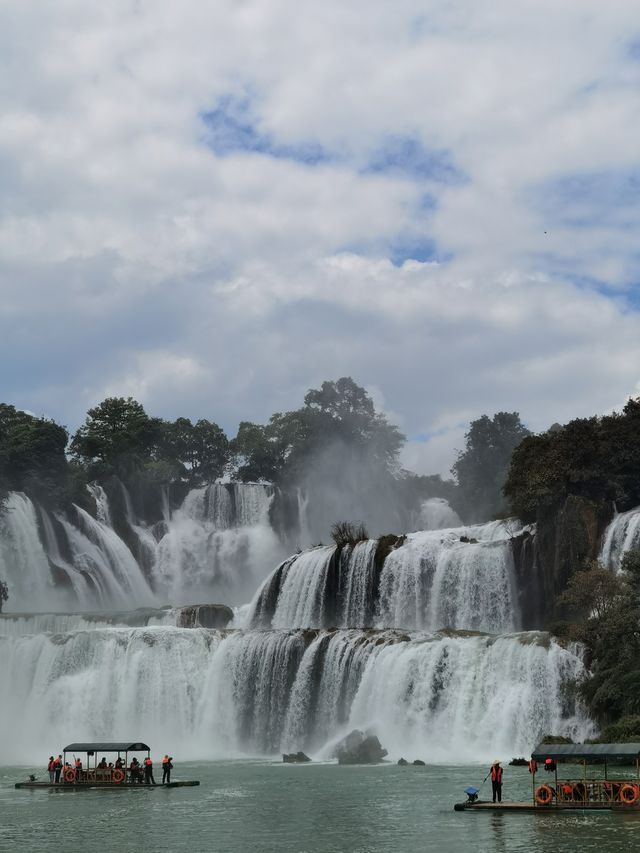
[1,0,640,474]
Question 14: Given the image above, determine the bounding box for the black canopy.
[63,742,150,753]
[532,743,640,761]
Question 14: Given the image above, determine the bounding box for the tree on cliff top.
[0,404,70,505]
[451,412,530,523]
[71,397,162,480]
[504,397,640,521]
[232,377,405,484]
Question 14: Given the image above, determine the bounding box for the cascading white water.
[418,498,462,530]
[0,493,60,611]
[378,530,518,632]
[150,483,283,606]
[248,521,521,632]
[0,625,593,764]
[600,506,640,571]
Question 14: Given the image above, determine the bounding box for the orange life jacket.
[145,758,152,766]
[48,760,55,771]
[54,758,62,768]
[75,759,82,768]
[491,766,503,783]
[162,756,169,765]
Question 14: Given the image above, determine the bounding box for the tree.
[0,404,70,504]
[452,412,531,522]
[160,417,229,483]
[70,397,162,479]
[0,579,8,613]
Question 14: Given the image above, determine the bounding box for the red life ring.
[535,785,554,805]
[619,784,639,805]
[64,767,76,783]
[112,768,125,784]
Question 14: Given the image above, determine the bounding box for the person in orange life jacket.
[47,756,55,783]
[162,755,173,785]
[144,756,156,785]
[54,756,62,783]
[74,757,83,782]
[129,757,141,784]
[490,760,503,803]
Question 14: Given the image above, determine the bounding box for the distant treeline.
[3,379,640,526]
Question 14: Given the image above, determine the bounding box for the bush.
[330,520,369,548]
[597,716,640,743]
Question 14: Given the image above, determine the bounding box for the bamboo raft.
[15,780,199,790]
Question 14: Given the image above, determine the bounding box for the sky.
[2,0,640,476]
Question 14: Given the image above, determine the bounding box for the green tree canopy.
[70,397,162,479]
[159,417,229,482]
[505,398,640,521]
[0,404,69,503]
[451,412,530,522]
[232,378,405,483]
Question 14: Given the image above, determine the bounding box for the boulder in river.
[176,604,234,629]
[412,759,426,766]
[509,758,528,766]
[283,752,312,763]
[334,730,388,765]
[397,758,409,766]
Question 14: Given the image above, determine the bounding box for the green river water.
[2,761,640,853]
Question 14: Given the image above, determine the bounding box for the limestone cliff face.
[512,495,613,627]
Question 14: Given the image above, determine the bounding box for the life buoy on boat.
[535,785,554,805]
[619,784,639,805]
[112,768,125,784]
[64,768,76,783]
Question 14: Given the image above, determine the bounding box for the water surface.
[2,761,640,853]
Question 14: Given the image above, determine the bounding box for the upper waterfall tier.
[600,505,640,571]
[0,483,283,612]
[0,624,592,765]
[246,520,523,633]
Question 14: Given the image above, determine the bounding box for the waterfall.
[248,521,521,632]
[600,505,640,571]
[0,625,593,764]
[418,498,462,530]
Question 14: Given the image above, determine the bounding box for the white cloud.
[1,0,640,473]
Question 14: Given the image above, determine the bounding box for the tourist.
[97,757,108,769]
[74,757,83,782]
[144,756,156,785]
[54,756,62,783]
[129,757,141,784]
[162,756,173,785]
[47,756,55,783]
[490,760,503,803]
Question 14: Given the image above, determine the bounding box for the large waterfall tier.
[247,521,522,633]
[0,625,592,765]
[600,505,640,571]
[0,483,283,612]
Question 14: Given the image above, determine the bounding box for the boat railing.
[538,778,640,806]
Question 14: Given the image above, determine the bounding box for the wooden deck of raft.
[15,780,200,790]
[455,800,636,812]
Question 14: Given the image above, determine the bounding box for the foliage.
[70,398,163,480]
[330,520,369,548]
[596,716,640,743]
[451,412,530,522]
[0,578,8,613]
[0,404,71,505]
[158,417,229,483]
[231,377,405,485]
[540,735,573,745]
[559,553,640,724]
[505,397,640,521]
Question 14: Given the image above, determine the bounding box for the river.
[2,761,640,853]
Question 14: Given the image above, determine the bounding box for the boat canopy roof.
[532,743,640,761]
[63,742,150,754]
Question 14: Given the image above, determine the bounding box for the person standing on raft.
[491,760,503,803]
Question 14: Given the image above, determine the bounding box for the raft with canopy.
[454,743,640,812]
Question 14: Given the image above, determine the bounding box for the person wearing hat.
[490,759,503,803]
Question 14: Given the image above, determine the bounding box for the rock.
[412,759,426,766]
[334,730,388,765]
[283,752,311,763]
[397,758,409,766]
[176,604,234,629]
[509,757,528,766]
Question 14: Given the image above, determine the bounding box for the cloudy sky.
[2,0,640,475]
